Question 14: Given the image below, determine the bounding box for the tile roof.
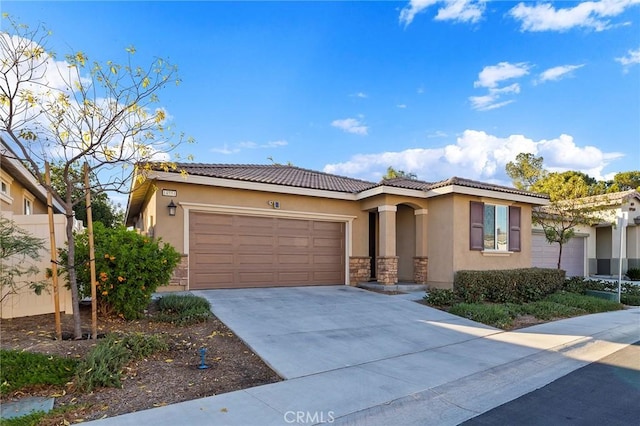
[157,163,377,193]
[146,163,547,199]
[429,176,549,199]
[379,177,432,190]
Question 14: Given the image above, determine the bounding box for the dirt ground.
[0,302,281,424]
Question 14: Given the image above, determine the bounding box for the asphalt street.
[462,341,640,426]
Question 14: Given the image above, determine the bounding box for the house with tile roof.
[531,190,640,278]
[125,163,549,290]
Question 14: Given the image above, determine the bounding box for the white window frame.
[23,192,35,215]
[0,173,13,205]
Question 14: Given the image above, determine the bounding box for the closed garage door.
[189,212,345,289]
[531,233,585,277]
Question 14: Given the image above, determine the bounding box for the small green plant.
[74,333,167,392]
[0,350,78,395]
[118,332,168,358]
[60,223,181,319]
[626,267,640,281]
[74,336,131,392]
[0,410,47,426]
[544,292,623,313]
[448,303,514,329]
[156,294,212,326]
[424,288,458,307]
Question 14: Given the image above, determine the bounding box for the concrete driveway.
[193,285,501,379]
[87,287,639,425]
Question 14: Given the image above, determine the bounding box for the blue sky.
[4,0,640,186]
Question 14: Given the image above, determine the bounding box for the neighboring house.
[126,164,548,291]
[0,138,75,318]
[531,190,640,278]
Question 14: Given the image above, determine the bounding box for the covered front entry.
[189,212,345,289]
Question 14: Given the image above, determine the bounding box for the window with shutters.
[470,201,521,252]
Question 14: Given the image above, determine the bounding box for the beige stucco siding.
[0,168,47,216]
[426,195,454,288]
[1,214,73,318]
[148,181,370,256]
[396,204,416,281]
[425,194,534,288]
[452,194,532,273]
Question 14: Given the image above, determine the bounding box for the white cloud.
[537,64,585,84]
[211,139,288,154]
[470,63,529,111]
[427,130,448,138]
[264,140,288,148]
[331,118,368,135]
[323,130,622,183]
[397,104,407,109]
[399,0,486,27]
[509,0,640,32]
[351,92,368,98]
[435,0,486,23]
[474,62,530,88]
[211,143,241,155]
[616,47,640,71]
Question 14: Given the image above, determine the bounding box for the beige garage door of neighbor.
[189,212,346,289]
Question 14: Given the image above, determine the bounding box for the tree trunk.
[65,205,83,339]
[557,242,564,270]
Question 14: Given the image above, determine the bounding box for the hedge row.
[454,268,566,304]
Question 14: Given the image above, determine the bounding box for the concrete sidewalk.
[86,287,640,426]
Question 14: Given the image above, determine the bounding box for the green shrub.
[0,350,77,395]
[544,292,623,313]
[75,335,131,392]
[448,303,514,329]
[582,279,640,304]
[454,268,565,304]
[61,223,181,319]
[562,277,589,294]
[621,294,640,306]
[118,332,168,358]
[424,288,458,307]
[74,333,167,392]
[156,294,212,326]
[626,267,640,281]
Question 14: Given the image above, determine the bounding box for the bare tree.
[1,15,192,338]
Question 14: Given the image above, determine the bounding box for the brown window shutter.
[470,201,484,250]
[509,206,521,252]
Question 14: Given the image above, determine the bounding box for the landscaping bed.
[0,300,281,425]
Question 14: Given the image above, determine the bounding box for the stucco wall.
[396,204,416,281]
[426,195,454,288]
[146,181,371,257]
[1,214,73,319]
[1,168,48,216]
[426,194,533,288]
[453,194,532,273]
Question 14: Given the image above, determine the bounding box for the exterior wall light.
[167,200,177,216]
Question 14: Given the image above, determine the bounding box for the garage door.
[189,212,345,289]
[531,233,585,277]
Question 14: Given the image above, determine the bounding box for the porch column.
[377,205,398,285]
[414,209,429,284]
